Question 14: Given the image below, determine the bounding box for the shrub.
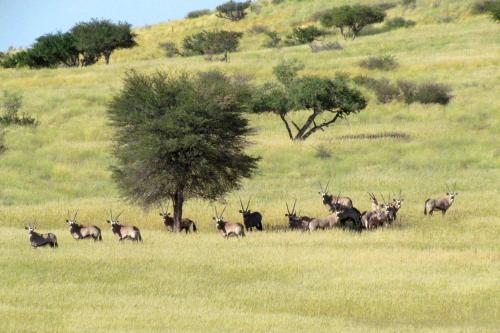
[359,55,398,70]
[186,9,211,19]
[397,80,417,103]
[320,5,386,39]
[248,24,269,34]
[372,79,400,103]
[472,0,500,21]
[401,0,417,7]
[271,0,285,4]
[272,59,305,86]
[263,31,282,48]
[314,144,333,159]
[0,91,37,126]
[385,17,416,29]
[414,83,452,105]
[309,41,343,53]
[286,26,324,45]
[27,32,80,68]
[160,42,179,58]
[216,1,251,21]
[374,2,398,11]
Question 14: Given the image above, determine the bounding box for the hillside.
[0,0,499,331]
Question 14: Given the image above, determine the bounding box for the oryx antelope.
[239,197,263,231]
[308,210,342,232]
[424,186,458,216]
[368,193,383,211]
[107,210,142,242]
[285,200,311,231]
[387,191,404,223]
[319,181,353,210]
[25,225,58,248]
[362,204,390,229]
[159,203,197,233]
[213,206,245,238]
[65,210,102,241]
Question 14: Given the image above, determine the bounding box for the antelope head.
[107,209,124,226]
[65,209,79,226]
[318,181,332,203]
[446,183,458,201]
[24,224,35,233]
[239,197,251,217]
[159,202,171,219]
[213,205,227,226]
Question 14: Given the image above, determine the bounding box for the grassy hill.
[0,0,499,331]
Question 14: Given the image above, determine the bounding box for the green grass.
[0,0,499,331]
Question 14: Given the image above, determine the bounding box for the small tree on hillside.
[29,32,80,68]
[216,1,251,21]
[108,70,259,231]
[253,60,367,141]
[320,5,386,39]
[71,19,137,65]
[183,30,243,61]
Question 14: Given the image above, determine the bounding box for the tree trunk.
[172,191,184,232]
[104,52,111,65]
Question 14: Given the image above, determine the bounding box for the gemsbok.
[424,186,458,216]
[65,210,102,241]
[107,210,142,242]
[25,225,58,248]
[319,181,353,210]
[213,206,245,238]
[285,200,311,231]
[239,197,263,231]
[368,193,383,211]
[308,210,343,232]
[362,204,390,229]
[159,203,197,233]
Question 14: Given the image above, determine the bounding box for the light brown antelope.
[107,210,142,242]
[285,200,311,231]
[213,206,245,238]
[319,181,353,210]
[424,186,458,216]
[362,204,390,229]
[239,197,263,231]
[65,210,102,241]
[308,210,343,232]
[25,225,58,248]
[368,193,383,211]
[387,191,404,223]
[159,203,197,233]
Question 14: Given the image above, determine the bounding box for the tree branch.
[279,113,294,140]
[301,112,341,140]
[295,109,321,140]
[291,120,301,132]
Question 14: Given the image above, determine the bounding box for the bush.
[320,5,386,39]
[0,91,38,126]
[359,55,398,70]
[401,0,416,7]
[271,0,285,4]
[414,83,453,105]
[216,1,251,21]
[272,59,305,86]
[160,42,179,58]
[397,80,417,103]
[286,26,324,45]
[385,17,416,29]
[186,9,211,19]
[248,24,269,34]
[309,41,343,53]
[472,0,500,21]
[263,31,282,48]
[183,30,243,61]
[374,2,398,11]
[314,144,333,159]
[372,79,400,103]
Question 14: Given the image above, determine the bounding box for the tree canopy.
[183,30,243,61]
[108,70,259,230]
[320,5,386,39]
[216,1,251,21]
[71,19,137,65]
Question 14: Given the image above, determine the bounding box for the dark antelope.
[65,210,102,241]
[159,203,197,233]
[424,185,458,216]
[319,181,353,210]
[285,200,311,231]
[25,225,58,248]
[213,206,245,238]
[239,197,263,231]
[107,210,142,242]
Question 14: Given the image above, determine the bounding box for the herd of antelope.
[24,183,458,247]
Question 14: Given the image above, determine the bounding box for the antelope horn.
[115,210,124,219]
[214,205,219,219]
[286,202,290,215]
[239,196,245,211]
[220,205,227,218]
[325,180,330,193]
[319,182,323,193]
[380,192,387,205]
[246,198,251,211]
[445,183,450,192]
[109,209,113,220]
[292,199,297,215]
[73,209,78,220]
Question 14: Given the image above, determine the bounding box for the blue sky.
[0,0,223,51]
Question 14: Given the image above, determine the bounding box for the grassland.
[0,0,499,331]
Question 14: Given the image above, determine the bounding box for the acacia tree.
[183,30,243,61]
[252,60,367,141]
[320,5,386,39]
[30,32,80,68]
[216,1,251,21]
[71,19,137,65]
[108,70,259,231]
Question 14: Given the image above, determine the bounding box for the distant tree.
[320,5,386,39]
[216,1,251,21]
[183,30,243,61]
[253,60,367,141]
[28,32,80,68]
[263,31,281,48]
[286,26,325,45]
[108,70,259,231]
[71,19,137,65]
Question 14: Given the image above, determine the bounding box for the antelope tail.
[192,222,197,233]
[424,199,430,215]
[257,222,263,231]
